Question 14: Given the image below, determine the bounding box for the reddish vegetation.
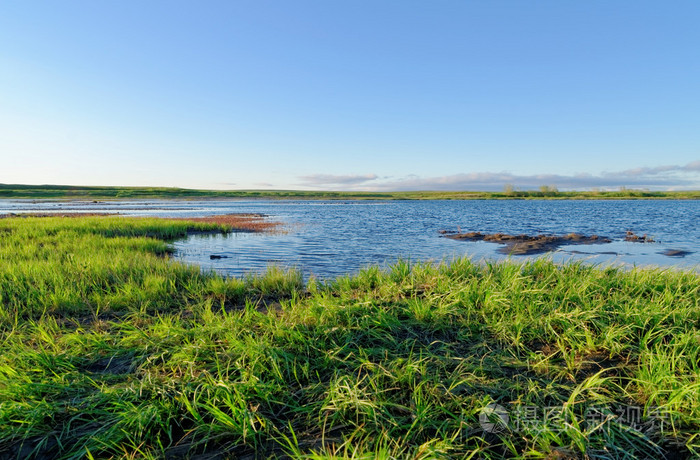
[1,212,281,233]
[0,212,115,218]
[171,213,281,233]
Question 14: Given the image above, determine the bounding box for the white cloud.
[298,174,379,187]
[297,161,700,191]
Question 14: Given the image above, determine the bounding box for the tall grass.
[0,216,698,458]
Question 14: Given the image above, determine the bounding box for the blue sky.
[1,1,699,191]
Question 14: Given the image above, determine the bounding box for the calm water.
[2,199,699,279]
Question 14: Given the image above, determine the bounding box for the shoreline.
[1,185,699,201]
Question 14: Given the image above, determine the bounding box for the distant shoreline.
[1,184,699,200]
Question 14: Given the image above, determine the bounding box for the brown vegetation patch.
[170,213,282,233]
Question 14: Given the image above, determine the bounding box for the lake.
[2,199,698,278]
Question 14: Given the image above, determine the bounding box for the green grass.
[0,216,698,459]
[1,183,700,200]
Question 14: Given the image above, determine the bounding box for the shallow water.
[2,199,699,279]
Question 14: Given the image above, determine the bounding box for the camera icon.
[479,403,509,433]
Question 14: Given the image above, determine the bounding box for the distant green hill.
[0,183,698,200]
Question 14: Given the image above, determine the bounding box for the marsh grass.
[0,216,698,459]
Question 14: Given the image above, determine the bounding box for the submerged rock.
[443,231,612,255]
[661,249,693,258]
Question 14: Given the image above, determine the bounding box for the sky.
[1,1,699,191]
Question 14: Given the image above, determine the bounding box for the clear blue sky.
[1,1,699,191]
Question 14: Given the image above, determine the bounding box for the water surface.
[3,199,698,279]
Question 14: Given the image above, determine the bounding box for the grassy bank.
[1,183,700,200]
[0,216,698,459]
